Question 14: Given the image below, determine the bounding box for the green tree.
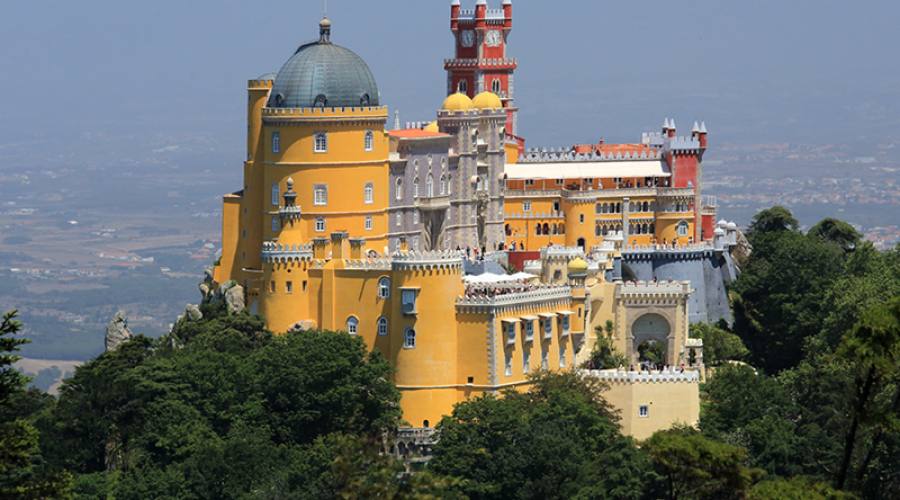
[430,372,654,499]
[689,323,748,366]
[0,310,72,499]
[583,320,628,369]
[749,476,854,500]
[643,426,760,500]
[746,205,799,240]
[809,218,862,253]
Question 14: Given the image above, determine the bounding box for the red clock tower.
[447,0,519,137]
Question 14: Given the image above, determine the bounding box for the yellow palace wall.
[603,379,700,441]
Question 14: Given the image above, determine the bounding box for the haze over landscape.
[1,0,898,365]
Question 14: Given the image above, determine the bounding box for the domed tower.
[218,17,390,319]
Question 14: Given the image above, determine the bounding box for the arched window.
[542,223,550,234]
[536,224,542,236]
[559,224,565,235]
[364,183,374,204]
[314,132,328,153]
[505,224,511,236]
[649,223,655,234]
[642,201,649,212]
[492,78,501,94]
[641,223,649,234]
[595,224,601,236]
[404,328,416,349]
[476,176,485,192]
[346,316,359,335]
[364,130,374,151]
[271,183,279,206]
[677,221,690,237]
[616,203,622,213]
[395,178,403,200]
[440,175,447,195]
[378,277,391,298]
[413,177,420,198]
[377,317,388,336]
[313,94,327,108]
[458,80,467,93]
[271,131,280,154]
[426,174,434,197]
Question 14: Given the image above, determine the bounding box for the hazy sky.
[2,0,899,151]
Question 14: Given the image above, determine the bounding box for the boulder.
[185,304,203,322]
[105,311,133,352]
[224,284,245,314]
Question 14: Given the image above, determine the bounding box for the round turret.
[568,257,589,273]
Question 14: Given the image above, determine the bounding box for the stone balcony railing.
[518,148,662,163]
[457,286,572,309]
[416,195,451,211]
[391,250,465,270]
[622,243,714,255]
[261,242,313,263]
[582,368,700,384]
[617,280,690,297]
[505,186,695,201]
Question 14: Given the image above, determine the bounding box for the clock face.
[461,30,475,48]
[485,30,502,47]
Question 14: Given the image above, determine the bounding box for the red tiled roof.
[388,129,450,139]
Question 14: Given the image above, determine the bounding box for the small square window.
[365,216,373,231]
[314,185,328,206]
[523,201,532,212]
[269,280,276,293]
[315,217,326,232]
[401,289,418,315]
[639,405,649,418]
[285,281,293,294]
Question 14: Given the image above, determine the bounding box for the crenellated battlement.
[391,250,466,271]
[518,148,663,163]
[457,285,572,310]
[582,368,700,384]
[261,242,314,263]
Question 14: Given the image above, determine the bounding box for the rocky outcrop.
[224,283,245,314]
[731,229,752,270]
[105,311,133,352]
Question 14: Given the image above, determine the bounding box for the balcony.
[416,195,450,211]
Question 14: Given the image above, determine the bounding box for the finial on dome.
[286,177,295,190]
[319,17,332,43]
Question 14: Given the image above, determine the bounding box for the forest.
[1,206,898,499]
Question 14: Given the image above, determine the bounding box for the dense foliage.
[2,205,898,499]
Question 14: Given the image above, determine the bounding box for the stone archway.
[631,313,671,366]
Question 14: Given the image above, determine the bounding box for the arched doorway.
[577,237,586,251]
[631,313,671,367]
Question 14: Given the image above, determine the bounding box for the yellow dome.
[472,91,503,109]
[424,121,439,133]
[442,92,474,111]
[568,257,589,273]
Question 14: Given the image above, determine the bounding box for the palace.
[212,1,740,438]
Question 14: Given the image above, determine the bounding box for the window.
[404,328,416,349]
[365,216,373,231]
[271,183,280,206]
[364,183,374,204]
[411,236,419,250]
[561,315,570,334]
[541,348,549,370]
[346,316,359,335]
[315,217,325,232]
[492,78,501,94]
[505,352,513,376]
[285,281,293,294]
[523,320,534,341]
[505,322,516,344]
[458,79,467,93]
[639,405,649,418]
[413,210,419,225]
[395,178,403,200]
[426,174,434,197]
[560,344,567,368]
[269,280,276,293]
[579,214,585,223]
[271,131,280,153]
[413,177,420,198]
[396,212,402,227]
[314,132,328,153]
[523,200,531,212]
[553,201,560,212]
[401,289,418,315]
[364,130,374,151]
[523,349,531,373]
[677,220,689,237]
[440,175,448,195]
[543,317,552,338]
[377,317,388,336]
[271,217,280,232]
[378,277,391,298]
[525,179,535,186]
[556,178,564,185]
[314,185,328,205]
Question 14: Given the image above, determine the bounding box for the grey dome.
[268,19,380,109]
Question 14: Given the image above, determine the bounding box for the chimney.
[349,238,365,259]
[475,0,487,28]
[451,0,461,31]
[503,0,513,29]
[312,238,328,260]
[698,121,708,149]
[330,232,349,260]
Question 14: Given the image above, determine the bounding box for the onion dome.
[424,121,440,133]
[442,92,474,111]
[568,257,589,273]
[268,18,380,108]
[472,91,503,109]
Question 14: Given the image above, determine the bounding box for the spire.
[699,121,708,134]
[692,121,700,133]
[662,118,671,130]
[319,17,332,44]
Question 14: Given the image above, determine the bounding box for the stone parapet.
[582,368,700,384]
